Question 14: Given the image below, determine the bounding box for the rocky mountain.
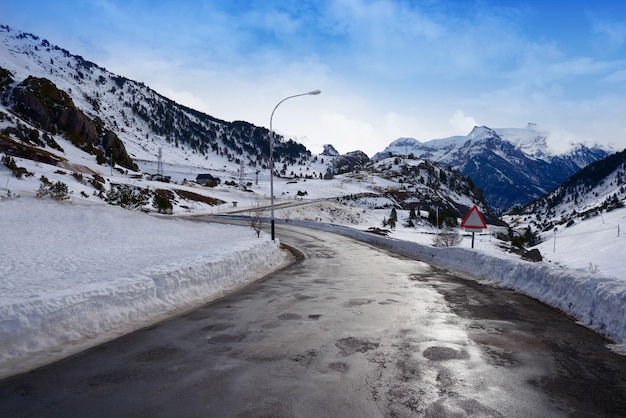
[373,124,611,214]
[0,25,500,226]
[0,25,312,175]
[320,144,340,157]
[332,150,370,175]
[344,154,504,227]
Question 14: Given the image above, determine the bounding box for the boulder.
[521,248,542,262]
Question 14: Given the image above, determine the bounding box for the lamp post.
[269,89,321,240]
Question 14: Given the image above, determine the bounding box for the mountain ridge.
[0,25,313,173]
[515,148,626,231]
[1,24,494,226]
[373,124,611,213]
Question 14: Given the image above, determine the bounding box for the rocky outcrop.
[0,67,14,96]
[101,131,137,172]
[321,144,340,157]
[12,76,98,144]
[334,150,370,174]
[9,75,137,171]
[521,248,542,262]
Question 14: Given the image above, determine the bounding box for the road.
[1,223,626,417]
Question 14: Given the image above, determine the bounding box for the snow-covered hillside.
[513,148,626,236]
[0,25,322,180]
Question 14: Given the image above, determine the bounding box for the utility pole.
[157,148,163,176]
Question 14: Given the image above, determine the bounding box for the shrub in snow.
[105,184,148,210]
[1,188,20,199]
[71,171,83,183]
[37,180,70,200]
[152,190,173,214]
[2,155,17,171]
[434,228,462,247]
[89,176,105,193]
[382,208,398,229]
[2,155,32,178]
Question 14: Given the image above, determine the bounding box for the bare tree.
[282,208,293,223]
[434,228,463,247]
[248,202,266,238]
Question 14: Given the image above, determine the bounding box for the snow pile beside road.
[0,198,289,379]
[426,247,626,353]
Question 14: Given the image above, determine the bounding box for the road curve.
[1,223,625,417]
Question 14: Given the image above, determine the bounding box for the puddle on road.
[335,337,380,356]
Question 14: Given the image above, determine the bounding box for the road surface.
[1,223,625,417]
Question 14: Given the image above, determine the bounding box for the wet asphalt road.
[1,223,626,417]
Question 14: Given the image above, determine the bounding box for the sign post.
[460,205,487,248]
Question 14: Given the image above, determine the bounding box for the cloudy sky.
[4,0,626,156]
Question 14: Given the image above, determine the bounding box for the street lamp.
[269,89,321,240]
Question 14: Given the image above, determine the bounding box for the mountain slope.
[0,25,311,173]
[374,124,611,214]
[0,24,496,228]
[514,148,626,233]
[332,154,503,227]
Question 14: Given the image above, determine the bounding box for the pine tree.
[388,208,397,229]
[390,208,397,222]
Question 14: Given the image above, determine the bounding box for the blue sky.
[3,0,626,156]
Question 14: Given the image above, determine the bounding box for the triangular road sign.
[461,205,487,229]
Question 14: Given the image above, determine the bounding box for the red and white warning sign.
[461,205,487,229]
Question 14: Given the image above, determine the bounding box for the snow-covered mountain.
[374,124,611,214]
[514,148,626,232]
[320,144,340,157]
[0,24,491,225]
[355,155,504,227]
[0,25,313,176]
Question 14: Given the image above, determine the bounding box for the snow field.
[0,198,290,380]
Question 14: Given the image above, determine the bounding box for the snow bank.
[285,219,626,354]
[0,199,290,380]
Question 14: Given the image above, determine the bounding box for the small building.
[195,173,221,185]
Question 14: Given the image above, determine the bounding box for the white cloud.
[592,19,626,49]
[605,69,626,83]
[7,0,626,156]
[319,111,378,155]
[448,110,478,134]
[545,129,579,155]
[383,111,421,140]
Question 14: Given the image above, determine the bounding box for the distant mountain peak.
[321,144,340,157]
[373,124,611,214]
[468,125,498,140]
